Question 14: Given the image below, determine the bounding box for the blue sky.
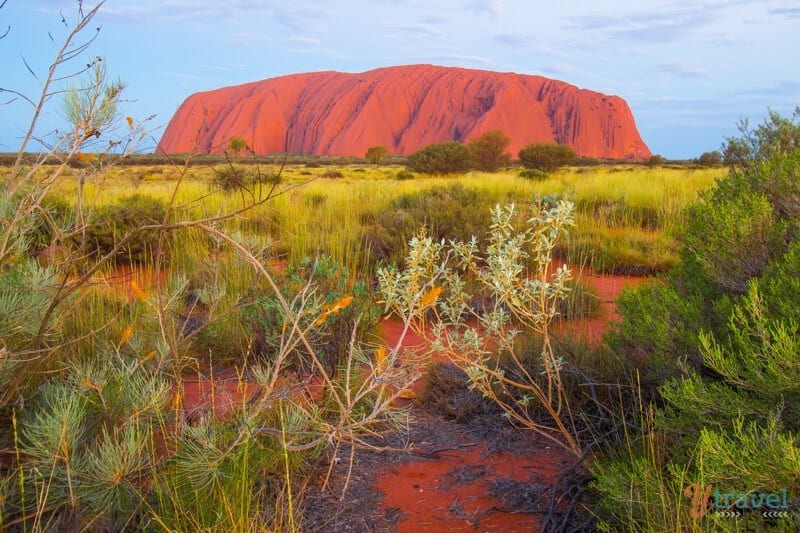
[1,0,798,158]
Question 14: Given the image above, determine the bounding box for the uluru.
[157,64,651,160]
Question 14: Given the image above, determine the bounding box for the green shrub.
[213,164,249,192]
[684,192,785,293]
[365,145,388,165]
[695,150,723,167]
[606,281,703,390]
[593,109,800,531]
[467,130,511,171]
[406,141,471,174]
[361,183,495,264]
[394,169,415,180]
[83,194,168,264]
[518,143,576,172]
[518,168,550,180]
[646,154,668,167]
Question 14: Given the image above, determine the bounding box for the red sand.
[158,64,651,160]
[555,268,649,344]
[376,443,567,532]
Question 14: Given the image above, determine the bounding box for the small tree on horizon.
[407,141,471,174]
[467,130,511,171]
[518,142,576,172]
[365,145,389,165]
[227,135,248,156]
[696,150,723,167]
[646,154,668,167]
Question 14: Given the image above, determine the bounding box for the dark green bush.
[467,130,511,172]
[83,194,167,264]
[406,141,471,174]
[695,150,723,167]
[593,109,800,531]
[394,169,415,180]
[518,143,576,172]
[684,192,786,293]
[518,168,550,180]
[646,154,668,167]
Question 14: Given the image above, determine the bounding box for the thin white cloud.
[466,0,503,18]
[658,62,710,79]
[285,36,321,46]
[229,32,272,44]
[494,32,528,46]
[395,23,443,38]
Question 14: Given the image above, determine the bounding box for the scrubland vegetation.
[2,4,799,531]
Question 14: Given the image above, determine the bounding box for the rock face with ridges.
[157,65,651,160]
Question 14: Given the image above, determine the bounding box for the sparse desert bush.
[361,183,495,264]
[213,164,250,192]
[83,193,168,264]
[518,142,576,172]
[27,194,75,253]
[245,255,378,376]
[379,200,583,454]
[322,169,344,179]
[406,141,471,174]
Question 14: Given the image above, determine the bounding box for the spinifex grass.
[40,164,718,279]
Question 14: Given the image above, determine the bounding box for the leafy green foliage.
[723,106,800,168]
[365,145,388,165]
[594,109,800,531]
[227,135,248,155]
[467,130,511,171]
[695,150,723,167]
[684,193,785,293]
[518,168,550,180]
[518,143,576,172]
[406,141,471,174]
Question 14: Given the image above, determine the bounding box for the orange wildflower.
[130,280,147,302]
[312,295,354,326]
[420,286,442,308]
[374,346,388,376]
[120,326,133,344]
